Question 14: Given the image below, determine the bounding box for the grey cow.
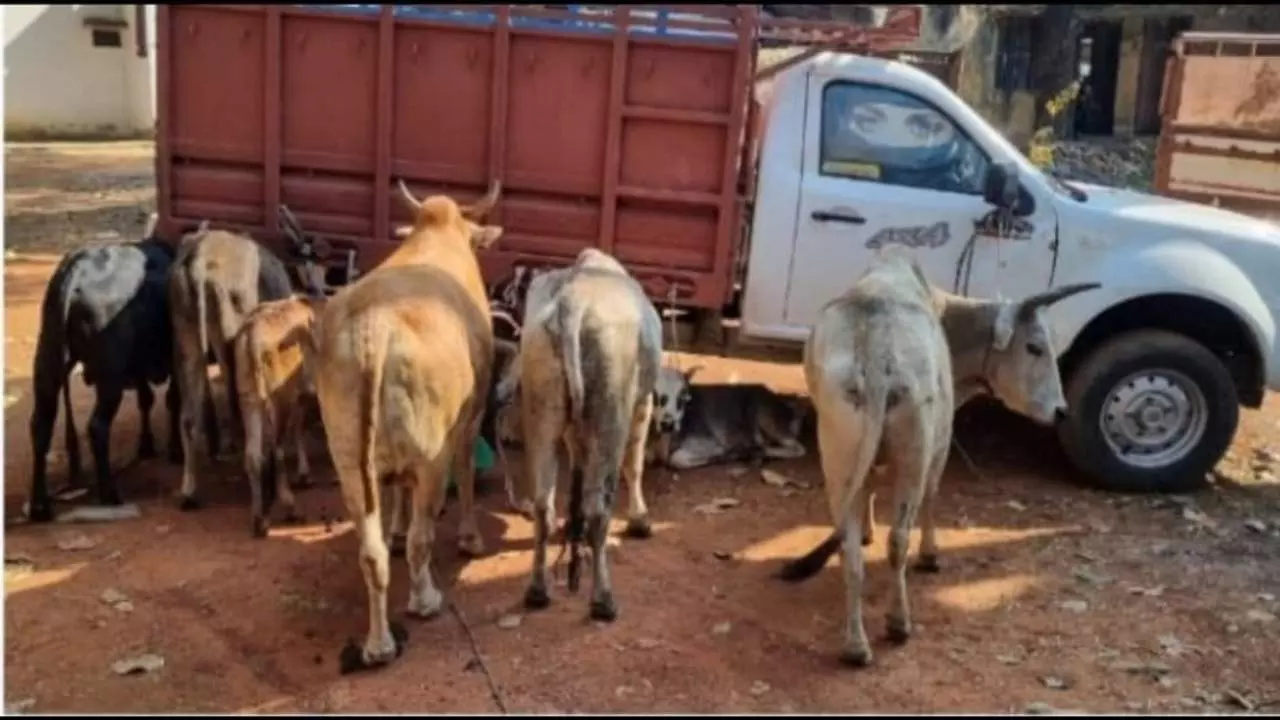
[168,223,296,511]
[778,250,1098,667]
[510,247,662,623]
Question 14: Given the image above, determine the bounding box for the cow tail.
[553,299,586,424]
[777,382,888,583]
[358,328,386,513]
[33,264,76,455]
[192,261,211,363]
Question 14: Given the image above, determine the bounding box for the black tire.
[1057,329,1238,494]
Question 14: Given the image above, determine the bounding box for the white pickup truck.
[735,51,1280,493]
[160,6,1277,495]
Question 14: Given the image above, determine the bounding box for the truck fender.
[1051,240,1275,383]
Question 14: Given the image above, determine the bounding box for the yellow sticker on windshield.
[823,161,881,180]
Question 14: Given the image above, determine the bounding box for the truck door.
[784,75,1017,325]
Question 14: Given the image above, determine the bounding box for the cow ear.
[472,224,503,250]
[992,301,1016,351]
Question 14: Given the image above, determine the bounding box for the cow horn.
[1017,282,1101,321]
[462,179,502,220]
[142,212,159,240]
[396,178,422,213]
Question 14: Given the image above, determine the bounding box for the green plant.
[1027,80,1082,170]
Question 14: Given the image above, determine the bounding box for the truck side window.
[820,82,989,196]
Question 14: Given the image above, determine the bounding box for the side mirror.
[983,162,1020,210]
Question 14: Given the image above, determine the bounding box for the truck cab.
[740,50,1280,493]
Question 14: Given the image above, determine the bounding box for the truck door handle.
[811,209,866,225]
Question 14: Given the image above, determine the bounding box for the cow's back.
[315,262,491,473]
[805,260,950,417]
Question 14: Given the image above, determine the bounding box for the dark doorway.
[1134,16,1194,135]
[1074,20,1123,136]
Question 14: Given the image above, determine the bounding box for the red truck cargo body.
[156,4,920,308]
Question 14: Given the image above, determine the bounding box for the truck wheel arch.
[1057,292,1266,408]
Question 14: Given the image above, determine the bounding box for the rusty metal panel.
[1156,31,1280,219]
[157,4,922,309]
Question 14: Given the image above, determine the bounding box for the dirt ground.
[4,142,1280,714]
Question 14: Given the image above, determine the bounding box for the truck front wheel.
[1057,329,1239,494]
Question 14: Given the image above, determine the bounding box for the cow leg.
[914,448,947,574]
[165,381,183,464]
[88,381,126,506]
[762,437,808,460]
[27,369,63,523]
[274,438,300,525]
[585,464,620,622]
[522,428,561,612]
[453,425,486,558]
[620,394,654,539]
[405,472,446,619]
[817,414,872,667]
[61,368,83,486]
[497,406,533,519]
[860,488,876,547]
[291,403,312,489]
[385,483,408,559]
[243,403,271,538]
[135,381,157,461]
[177,338,210,511]
[667,436,722,471]
[337,475,406,674]
[884,443,928,646]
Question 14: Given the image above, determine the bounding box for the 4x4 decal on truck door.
[864,221,951,250]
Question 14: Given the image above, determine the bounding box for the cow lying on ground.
[26,214,193,521]
[230,293,326,538]
[310,179,502,674]
[778,251,1099,666]
[515,247,662,622]
[648,364,811,470]
[169,223,295,511]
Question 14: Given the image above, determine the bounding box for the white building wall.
[4,5,155,138]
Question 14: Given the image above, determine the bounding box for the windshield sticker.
[865,221,951,250]
[822,160,881,179]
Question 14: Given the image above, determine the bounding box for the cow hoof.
[623,517,653,540]
[252,516,270,539]
[407,587,444,619]
[838,648,873,668]
[886,617,911,645]
[523,585,551,611]
[337,622,409,675]
[389,534,407,559]
[390,621,409,653]
[281,511,305,526]
[588,595,617,623]
[26,500,55,524]
[915,554,941,573]
[179,496,202,512]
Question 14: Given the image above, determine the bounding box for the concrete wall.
[4,5,155,139]
[953,17,1038,147]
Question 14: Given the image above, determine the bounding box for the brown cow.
[309,179,501,674]
[230,293,327,538]
[169,223,295,510]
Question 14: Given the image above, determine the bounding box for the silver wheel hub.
[1100,369,1208,470]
